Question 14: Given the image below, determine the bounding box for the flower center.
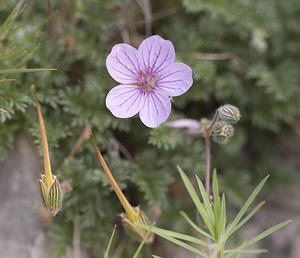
[136,70,157,94]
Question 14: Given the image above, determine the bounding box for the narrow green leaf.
[104,225,116,258]
[144,225,209,247]
[220,193,227,236]
[226,175,269,238]
[0,68,56,74]
[177,166,215,237]
[152,256,163,258]
[132,229,152,258]
[196,175,215,224]
[154,232,208,257]
[232,201,265,235]
[0,45,34,61]
[224,248,267,254]
[212,169,221,226]
[180,211,213,240]
[0,2,26,40]
[0,79,15,83]
[14,44,39,68]
[238,220,291,249]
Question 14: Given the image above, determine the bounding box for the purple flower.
[105,35,193,128]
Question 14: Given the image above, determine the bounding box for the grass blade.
[232,201,265,235]
[0,68,56,74]
[224,248,267,254]
[144,225,209,247]
[180,211,213,240]
[196,175,215,224]
[104,225,116,258]
[226,175,269,238]
[212,170,221,234]
[220,193,227,236]
[132,229,152,258]
[177,166,215,237]
[238,220,291,250]
[154,232,208,257]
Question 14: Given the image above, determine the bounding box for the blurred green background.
[0,0,299,257]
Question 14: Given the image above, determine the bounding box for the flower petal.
[139,91,171,128]
[106,85,145,118]
[138,35,175,76]
[106,44,140,84]
[155,62,193,97]
[166,119,202,134]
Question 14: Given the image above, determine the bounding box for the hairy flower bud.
[120,206,154,243]
[39,175,62,216]
[212,121,234,144]
[218,104,240,124]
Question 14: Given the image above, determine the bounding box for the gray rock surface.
[0,136,54,258]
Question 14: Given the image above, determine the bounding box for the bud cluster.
[212,104,241,144]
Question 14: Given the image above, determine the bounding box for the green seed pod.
[218,104,241,124]
[212,121,234,144]
[39,175,62,216]
[120,206,154,244]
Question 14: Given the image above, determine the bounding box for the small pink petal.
[106,44,140,84]
[138,35,175,76]
[166,119,202,134]
[156,62,193,97]
[139,91,171,128]
[106,85,145,118]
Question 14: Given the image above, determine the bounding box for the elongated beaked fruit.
[90,133,153,243]
[31,85,62,216]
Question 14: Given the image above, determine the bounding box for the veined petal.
[156,62,193,97]
[138,35,175,76]
[106,85,145,118]
[106,44,140,84]
[139,91,171,128]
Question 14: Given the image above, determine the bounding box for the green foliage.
[0,0,298,257]
[147,168,290,257]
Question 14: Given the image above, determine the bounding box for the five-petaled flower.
[105,35,193,128]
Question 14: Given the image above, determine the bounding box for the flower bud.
[39,175,62,216]
[120,206,154,243]
[218,104,240,124]
[212,121,234,144]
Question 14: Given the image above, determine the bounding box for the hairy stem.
[205,132,211,195]
[205,111,219,196]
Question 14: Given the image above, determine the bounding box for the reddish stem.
[205,132,211,195]
[204,111,219,196]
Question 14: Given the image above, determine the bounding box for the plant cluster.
[0,0,298,257]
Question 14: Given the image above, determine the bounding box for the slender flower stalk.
[204,111,219,196]
[32,85,52,187]
[90,133,153,243]
[31,85,61,216]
